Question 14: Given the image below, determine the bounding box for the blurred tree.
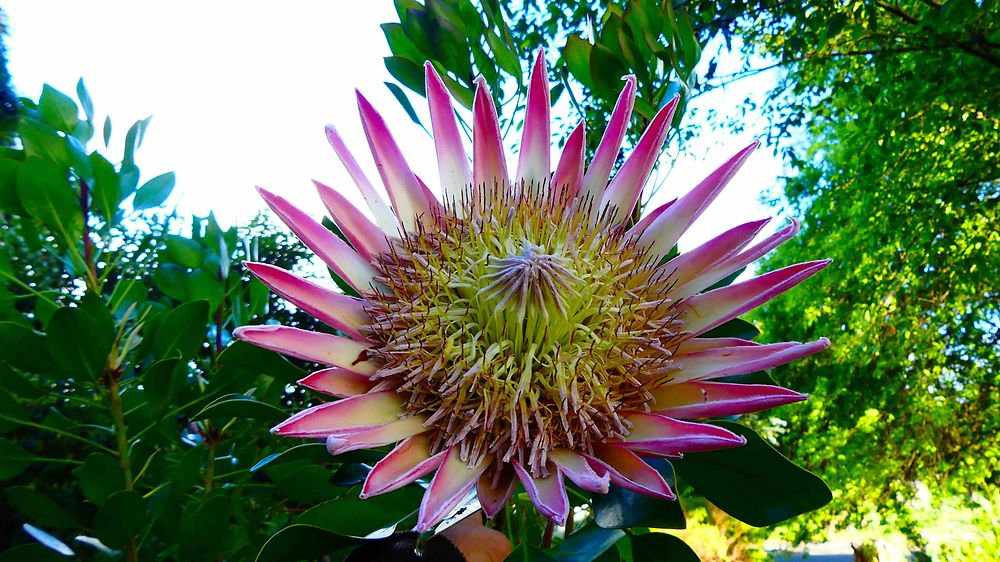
[0,9,18,144]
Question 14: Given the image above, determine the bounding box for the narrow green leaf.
[385,82,424,129]
[76,79,94,121]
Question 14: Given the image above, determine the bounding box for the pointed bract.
[256,187,382,293]
[621,412,746,453]
[549,448,610,493]
[550,121,586,202]
[652,381,808,418]
[416,447,488,532]
[515,50,551,188]
[232,325,376,373]
[298,367,376,397]
[362,434,448,498]
[270,391,404,438]
[513,460,569,524]
[324,124,399,233]
[326,416,429,455]
[472,78,509,191]
[640,141,759,258]
[314,180,392,261]
[601,96,679,224]
[581,76,636,200]
[425,62,472,209]
[587,445,675,500]
[245,262,369,340]
[674,218,801,297]
[682,260,832,336]
[660,218,771,290]
[477,467,517,519]
[668,339,831,384]
[356,91,439,229]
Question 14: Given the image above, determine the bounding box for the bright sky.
[3,1,785,255]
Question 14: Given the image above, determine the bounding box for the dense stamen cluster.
[365,185,686,476]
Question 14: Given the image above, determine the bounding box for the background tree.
[736,0,999,552]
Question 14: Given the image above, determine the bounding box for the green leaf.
[0,158,26,214]
[133,171,175,210]
[152,300,209,359]
[17,157,83,240]
[93,491,148,549]
[0,439,32,480]
[164,235,204,268]
[76,79,94,122]
[255,524,360,562]
[89,152,121,221]
[0,322,55,373]
[38,85,79,132]
[249,443,329,473]
[672,422,832,526]
[552,528,625,562]
[629,533,699,562]
[385,82,424,128]
[108,278,148,314]
[122,117,151,168]
[593,458,685,530]
[297,486,423,537]
[6,486,79,529]
[72,453,125,504]
[153,263,190,300]
[180,495,231,560]
[485,29,520,77]
[384,56,427,96]
[141,358,184,414]
[564,35,594,87]
[45,305,113,381]
[195,393,287,423]
[102,116,112,147]
[699,317,760,340]
[18,116,70,164]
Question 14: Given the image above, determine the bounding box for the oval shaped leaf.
[672,421,832,527]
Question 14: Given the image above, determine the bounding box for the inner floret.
[365,186,686,476]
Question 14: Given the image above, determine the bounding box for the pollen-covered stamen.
[478,241,578,321]
[365,182,685,477]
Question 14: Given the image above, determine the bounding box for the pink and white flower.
[235,50,830,532]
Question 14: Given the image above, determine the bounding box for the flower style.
[234,50,830,532]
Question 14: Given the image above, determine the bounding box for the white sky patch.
[4,1,787,268]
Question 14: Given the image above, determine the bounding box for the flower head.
[235,50,830,532]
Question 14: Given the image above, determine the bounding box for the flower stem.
[540,520,555,549]
[204,439,217,494]
[108,376,138,562]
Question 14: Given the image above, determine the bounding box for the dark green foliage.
[0,84,401,561]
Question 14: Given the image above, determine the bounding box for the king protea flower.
[235,50,830,532]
